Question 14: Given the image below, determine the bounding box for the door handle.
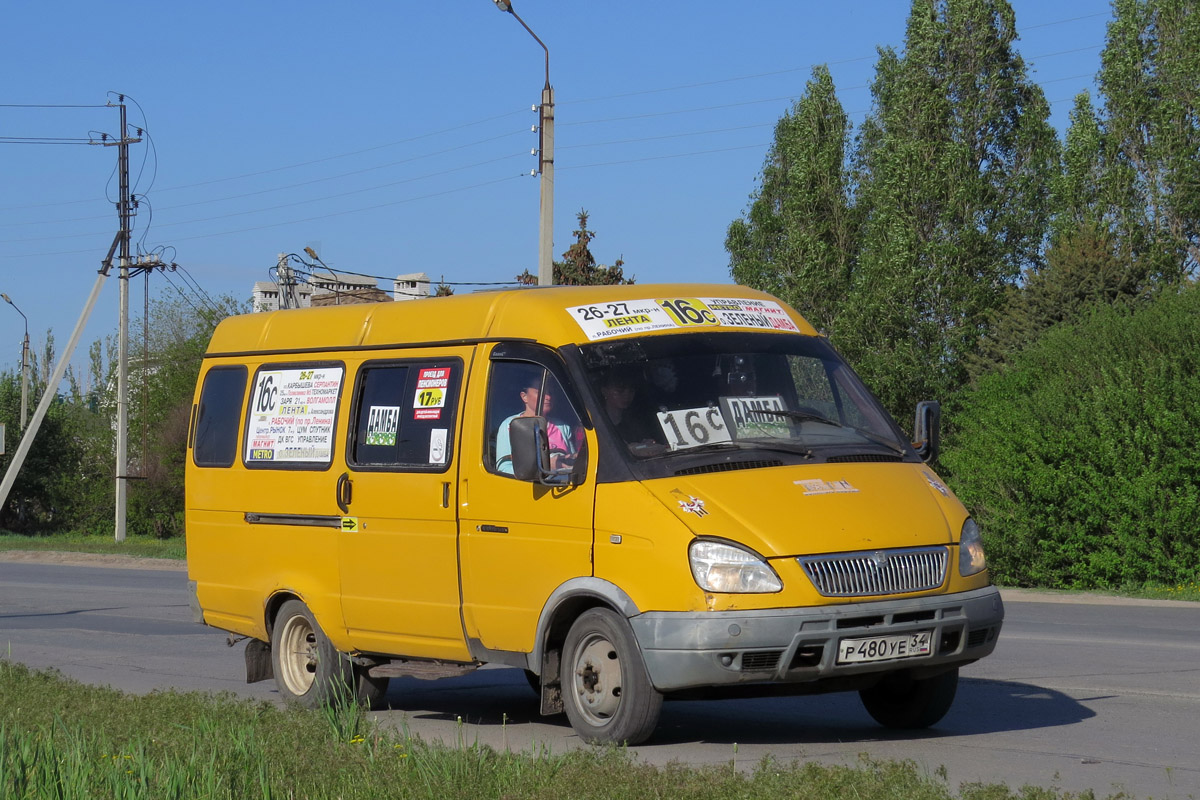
[336,472,352,514]
[477,524,508,533]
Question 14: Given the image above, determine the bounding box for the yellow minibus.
[185,284,1003,744]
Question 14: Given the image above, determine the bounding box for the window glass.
[487,361,585,477]
[244,365,343,468]
[193,366,247,467]
[350,362,459,471]
[580,333,905,460]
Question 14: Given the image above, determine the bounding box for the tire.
[561,608,662,745]
[271,599,385,708]
[859,667,959,729]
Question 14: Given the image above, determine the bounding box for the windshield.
[578,332,911,465]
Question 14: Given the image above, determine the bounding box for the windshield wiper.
[749,408,843,427]
[849,428,907,456]
[751,409,907,456]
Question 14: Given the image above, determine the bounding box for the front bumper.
[628,586,1003,692]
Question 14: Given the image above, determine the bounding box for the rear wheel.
[859,667,958,729]
[562,608,662,745]
[271,599,384,708]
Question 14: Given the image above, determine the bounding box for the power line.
[0,103,108,109]
[0,152,530,244]
[0,137,94,145]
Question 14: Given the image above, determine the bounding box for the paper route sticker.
[567,297,800,341]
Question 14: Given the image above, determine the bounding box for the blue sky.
[1,1,1112,379]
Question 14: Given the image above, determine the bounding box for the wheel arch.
[263,590,304,638]
[529,578,641,714]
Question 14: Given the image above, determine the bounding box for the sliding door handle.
[335,472,352,513]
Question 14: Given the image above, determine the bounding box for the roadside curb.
[0,550,185,572]
[1000,586,1198,608]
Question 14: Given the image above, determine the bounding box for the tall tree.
[516,209,634,286]
[842,0,1058,416]
[974,93,1142,376]
[1099,0,1200,281]
[726,65,853,336]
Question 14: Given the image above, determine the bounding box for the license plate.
[837,630,932,664]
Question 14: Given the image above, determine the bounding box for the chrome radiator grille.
[798,546,948,597]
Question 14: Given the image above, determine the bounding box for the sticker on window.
[657,406,732,451]
[365,405,401,446]
[719,395,789,438]
[568,297,800,341]
[414,367,450,420]
[429,428,448,465]
[246,367,343,463]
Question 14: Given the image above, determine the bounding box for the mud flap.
[539,649,564,715]
[245,639,273,684]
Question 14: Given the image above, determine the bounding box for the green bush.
[943,285,1200,589]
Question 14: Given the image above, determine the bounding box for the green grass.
[1108,581,1200,603]
[0,533,185,561]
[0,660,1129,800]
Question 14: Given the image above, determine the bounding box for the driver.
[496,372,580,474]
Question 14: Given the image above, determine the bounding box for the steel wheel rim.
[571,632,623,725]
[278,614,318,696]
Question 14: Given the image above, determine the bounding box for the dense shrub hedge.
[942,285,1200,589]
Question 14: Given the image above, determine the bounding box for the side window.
[193,366,247,467]
[487,361,585,477]
[349,361,460,472]
[244,364,344,469]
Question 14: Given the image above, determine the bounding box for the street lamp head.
[1,293,11,305]
[493,0,513,12]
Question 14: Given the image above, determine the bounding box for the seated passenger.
[496,375,580,474]
[599,369,661,448]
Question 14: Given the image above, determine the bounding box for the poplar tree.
[1099,0,1199,281]
[725,65,853,336]
[841,0,1057,416]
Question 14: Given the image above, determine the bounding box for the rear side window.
[349,360,461,472]
[244,364,344,469]
[193,366,247,467]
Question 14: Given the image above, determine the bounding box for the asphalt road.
[1,557,1198,798]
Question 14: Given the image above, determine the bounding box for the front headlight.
[958,518,987,576]
[689,540,782,593]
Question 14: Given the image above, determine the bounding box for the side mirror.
[913,400,941,463]
[509,416,577,485]
[509,416,551,481]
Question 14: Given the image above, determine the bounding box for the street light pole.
[493,0,554,287]
[1,293,29,432]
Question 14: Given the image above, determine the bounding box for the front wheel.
[859,667,958,729]
[562,608,662,745]
[271,599,384,708]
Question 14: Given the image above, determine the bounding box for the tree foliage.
[0,292,245,538]
[726,65,853,336]
[1099,0,1200,282]
[943,284,1200,588]
[840,0,1057,416]
[728,0,1057,419]
[515,209,634,287]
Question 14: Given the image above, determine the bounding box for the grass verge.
[0,533,185,561]
[0,660,1127,800]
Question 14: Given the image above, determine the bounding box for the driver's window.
[486,361,584,478]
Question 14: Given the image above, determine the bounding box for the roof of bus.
[204,284,818,356]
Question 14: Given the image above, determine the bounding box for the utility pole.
[102,97,142,544]
[277,253,292,309]
[493,0,554,286]
[0,96,142,527]
[1,294,29,431]
[538,83,554,287]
